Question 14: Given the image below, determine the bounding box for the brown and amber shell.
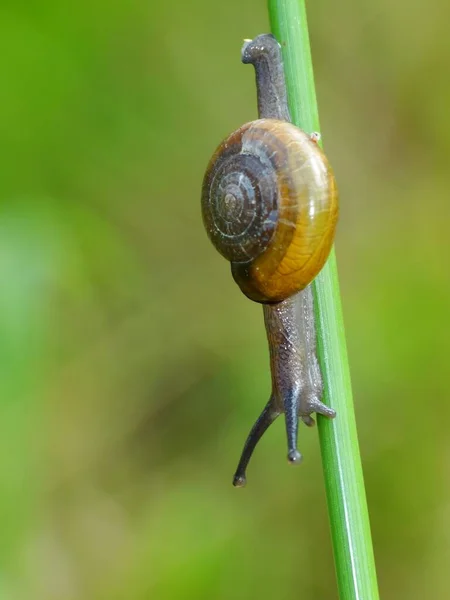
[201,119,338,303]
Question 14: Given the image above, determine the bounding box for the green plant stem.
[267,2,380,598]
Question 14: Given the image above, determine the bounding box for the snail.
[201,33,339,487]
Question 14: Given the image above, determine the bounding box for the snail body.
[202,118,338,303]
[201,33,338,486]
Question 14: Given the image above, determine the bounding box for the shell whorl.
[201,119,338,304]
[202,121,279,264]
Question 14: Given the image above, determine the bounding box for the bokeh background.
[1,0,449,598]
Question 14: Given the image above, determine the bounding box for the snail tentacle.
[284,391,302,464]
[232,396,280,487]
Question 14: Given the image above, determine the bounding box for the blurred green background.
[1,0,449,598]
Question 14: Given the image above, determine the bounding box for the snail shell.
[201,118,338,303]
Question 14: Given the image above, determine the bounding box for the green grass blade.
[268,2,380,598]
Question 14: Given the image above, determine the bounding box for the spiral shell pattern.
[201,119,338,303]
